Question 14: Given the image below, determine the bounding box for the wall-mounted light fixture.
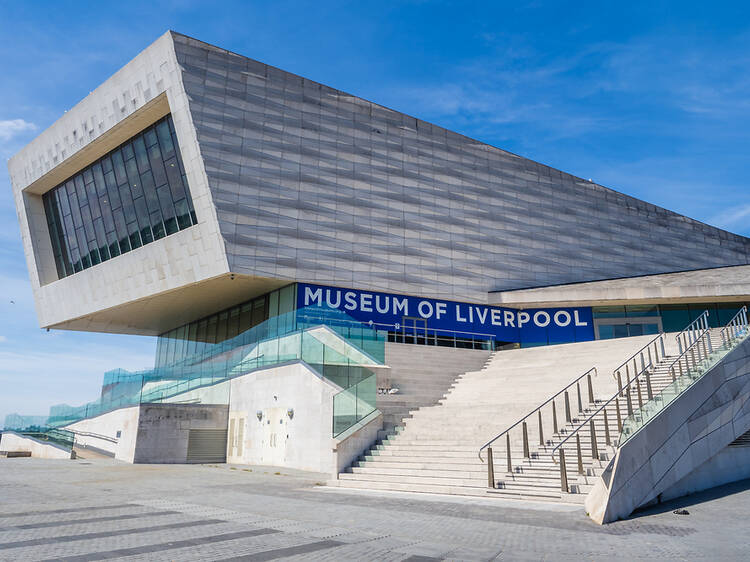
[287,408,294,420]
[256,410,263,422]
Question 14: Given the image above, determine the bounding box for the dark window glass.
[42,115,195,280]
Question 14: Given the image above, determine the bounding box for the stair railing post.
[604,408,611,446]
[647,347,652,366]
[636,377,643,409]
[640,352,646,372]
[576,434,584,475]
[552,401,559,435]
[559,449,568,493]
[707,333,713,353]
[617,371,623,397]
[590,419,599,460]
[626,389,633,417]
[487,447,495,488]
[564,391,571,423]
[587,373,595,405]
[660,337,666,357]
[646,371,653,400]
[670,366,675,382]
[576,382,583,414]
[522,421,529,458]
[538,409,544,447]
[615,398,623,432]
[506,433,512,473]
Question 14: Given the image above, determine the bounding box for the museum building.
[6,31,750,523]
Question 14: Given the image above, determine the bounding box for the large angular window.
[42,115,197,279]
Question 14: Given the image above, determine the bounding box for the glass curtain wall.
[42,114,196,279]
[155,285,297,368]
[593,302,750,339]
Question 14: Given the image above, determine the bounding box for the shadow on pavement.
[629,477,750,519]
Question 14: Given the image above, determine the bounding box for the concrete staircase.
[333,331,733,501]
[376,343,492,432]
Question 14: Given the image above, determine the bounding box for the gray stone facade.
[173,33,750,303]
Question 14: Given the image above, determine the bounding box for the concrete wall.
[65,406,140,462]
[227,362,381,474]
[586,336,750,523]
[333,410,383,475]
[7,31,231,334]
[173,32,750,302]
[133,403,228,463]
[0,432,72,459]
[658,441,750,502]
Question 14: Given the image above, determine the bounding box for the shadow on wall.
[629,477,750,519]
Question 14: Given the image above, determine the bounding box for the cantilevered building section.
[7,31,750,523]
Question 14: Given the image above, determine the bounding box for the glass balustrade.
[620,325,749,445]
[10,305,384,436]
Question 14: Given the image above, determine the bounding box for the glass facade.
[155,285,297,369]
[593,302,749,340]
[42,114,196,279]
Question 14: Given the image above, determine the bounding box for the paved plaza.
[0,458,748,560]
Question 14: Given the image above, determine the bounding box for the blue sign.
[297,283,594,345]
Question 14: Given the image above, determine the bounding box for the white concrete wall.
[659,443,750,502]
[586,336,750,523]
[228,363,338,472]
[0,432,72,459]
[65,406,140,462]
[7,31,229,333]
[227,362,380,474]
[333,410,383,475]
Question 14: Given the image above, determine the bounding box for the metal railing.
[550,308,746,493]
[478,367,597,488]
[676,310,709,354]
[612,333,665,391]
[666,327,711,383]
[720,306,748,347]
[550,362,652,492]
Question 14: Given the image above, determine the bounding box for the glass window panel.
[133,137,150,174]
[626,305,659,318]
[144,129,158,147]
[628,323,644,337]
[613,324,629,338]
[175,198,191,229]
[121,142,134,161]
[149,143,168,187]
[592,306,626,319]
[156,121,174,159]
[41,115,193,279]
[125,157,143,199]
[660,305,691,333]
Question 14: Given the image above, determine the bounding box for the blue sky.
[1,1,749,422]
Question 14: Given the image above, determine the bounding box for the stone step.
[339,471,487,489]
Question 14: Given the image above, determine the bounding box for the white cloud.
[0,119,36,141]
[0,335,6,343]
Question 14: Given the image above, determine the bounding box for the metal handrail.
[675,310,709,354]
[551,359,653,463]
[478,366,597,462]
[612,333,665,382]
[551,327,717,492]
[66,428,119,443]
[720,306,748,346]
[665,327,711,381]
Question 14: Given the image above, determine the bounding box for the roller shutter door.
[186,429,228,463]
